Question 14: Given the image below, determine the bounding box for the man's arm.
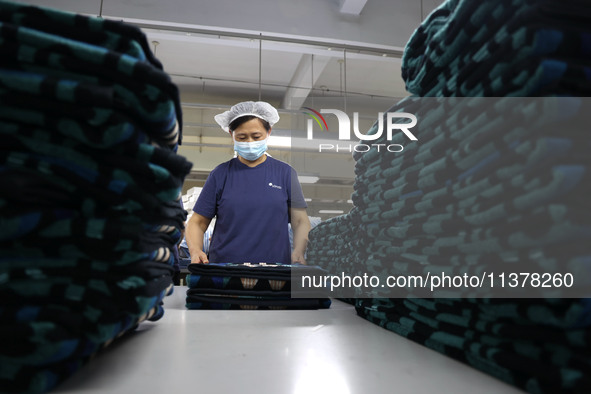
[290,207,311,265]
[185,213,212,264]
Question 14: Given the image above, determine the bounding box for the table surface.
[54,287,523,394]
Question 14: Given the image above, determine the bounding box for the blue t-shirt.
[193,156,307,264]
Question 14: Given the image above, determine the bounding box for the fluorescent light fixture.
[319,210,344,214]
[267,136,365,152]
[267,136,291,148]
[347,199,353,204]
[289,137,356,150]
[298,176,319,184]
[304,198,312,202]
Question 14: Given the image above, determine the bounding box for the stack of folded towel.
[307,0,591,392]
[0,1,192,392]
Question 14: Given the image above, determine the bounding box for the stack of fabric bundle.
[355,298,591,392]
[186,262,332,310]
[0,2,191,392]
[302,212,361,293]
[307,0,591,392]
[401,0,591,97]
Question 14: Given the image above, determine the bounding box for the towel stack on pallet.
[0,2,191,392]
[307,0,591,392]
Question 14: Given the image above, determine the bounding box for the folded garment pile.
[401,0,591,97]
[186,262,331,310]
[308,95,590,299]
[356,297,591,392]
[307,0,591,392]
[0,2,191,392]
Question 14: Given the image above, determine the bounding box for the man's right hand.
[191,250,209,264]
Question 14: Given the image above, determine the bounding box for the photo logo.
[302,107,329,134]
[304,108,418,153]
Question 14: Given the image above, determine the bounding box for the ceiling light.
[304,198,312,202]
[267,136,291,147]
[298,176,319,184]
[319,210,344,214]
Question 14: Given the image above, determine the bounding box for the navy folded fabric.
[185,263,331,310]
[186,295,331,310]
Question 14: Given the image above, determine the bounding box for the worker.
[185,101,311,265]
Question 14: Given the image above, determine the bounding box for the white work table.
[54,286,522,393]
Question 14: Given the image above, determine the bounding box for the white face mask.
[233,137,268,161]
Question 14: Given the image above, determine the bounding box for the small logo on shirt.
[268,182,282,190]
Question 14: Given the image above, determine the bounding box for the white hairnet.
[214,101,280,132]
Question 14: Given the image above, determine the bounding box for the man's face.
[231,118,269,142]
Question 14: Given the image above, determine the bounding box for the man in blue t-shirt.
[185,101,311,265]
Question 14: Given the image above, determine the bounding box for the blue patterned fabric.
[307,0,591,393]
[0,1,192,392]
[185,263,331,310]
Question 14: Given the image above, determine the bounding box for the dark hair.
[229,115,271,133]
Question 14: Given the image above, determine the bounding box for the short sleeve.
[193,168,219,219]
[289,167,307,209]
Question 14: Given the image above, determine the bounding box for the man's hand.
[291,251,307,265]
[290,207,311,266]
[186,213,212,264]
[191,250,209,264]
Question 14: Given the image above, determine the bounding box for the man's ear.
[267,128,272,137]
